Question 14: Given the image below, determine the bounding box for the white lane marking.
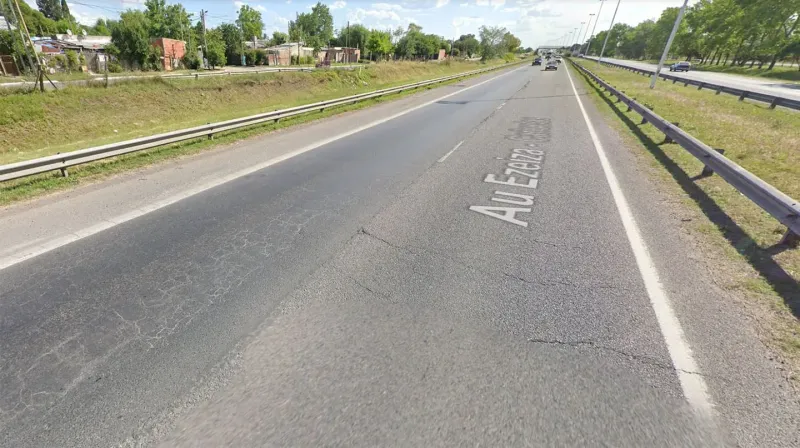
[496,102,506,110]
[0,67,524,272]
[438,140,464,163]
[565,64,716,418]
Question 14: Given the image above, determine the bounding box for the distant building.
[151,38,186,71]
[318,47,360,64]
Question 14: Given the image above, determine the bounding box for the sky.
[29,0,697,48]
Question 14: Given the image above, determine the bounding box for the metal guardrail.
[0,63,520,183]
[583,57,800,111]
[570,59,799,246]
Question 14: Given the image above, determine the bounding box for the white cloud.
[372,3,402,10]
[234,0,245,8]
[331,0,346,9]
[256,4,267,12]
[436,0,449,7]
[459,2,468,5]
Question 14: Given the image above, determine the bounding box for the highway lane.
[589,56,800,101]
[1,62,799,447]
[0,64,529,446]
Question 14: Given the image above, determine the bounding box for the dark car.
[544,60,558,71]
[532,58,542,66]
[669,61,691,72]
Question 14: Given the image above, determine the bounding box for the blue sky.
[31,0,695,47]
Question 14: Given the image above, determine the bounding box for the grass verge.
[570,59,800,386]
[0,61,520,206]
[0,60,506,164]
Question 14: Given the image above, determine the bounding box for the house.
[318,47,360,64]
[151,38,185,71]
[33,34,112,72]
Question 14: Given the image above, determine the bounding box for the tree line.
[580,0,800,70]
[1,0,522,73]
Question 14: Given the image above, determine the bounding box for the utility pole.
[581,0,605,56]
[599,0,621,63]
[345,21,349,64]
[5,0,33,75]
[12,0,48,90]
[200,9,208,69]
[651,0,688,89]
[579,13,595,54]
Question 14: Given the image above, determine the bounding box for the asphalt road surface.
[1,63,799,447]
[588,56,800,102]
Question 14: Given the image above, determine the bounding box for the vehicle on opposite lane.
[670,61,691,72]
[533,58,542,66]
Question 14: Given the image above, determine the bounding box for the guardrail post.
[699,148,725,178]
[662,122,680,144]
[779,229,799,248]
[673,78,678,84]
[208,124,214,140]
[640,104,654,125]
[684,81,689,87]
[194,74,199,80]
[57,153,68,177]
[739,91,748,101]
[715,88,722,95]
[769,97,781,110]
[697,82,704,90]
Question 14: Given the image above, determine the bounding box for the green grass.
[0,60,508,165]
[570,58,800,381]
[0,60,518,204]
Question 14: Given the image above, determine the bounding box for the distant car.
[669,61,691,72]
[532,58,542,66]
[556,56,562,64]
[545,60,558,71]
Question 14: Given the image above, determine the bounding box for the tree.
[60,0,70,18]
[366,29,392,60]
[501,31,521,53]
[454,34,479,58]
[90,18,112,36]
[236,5,263,41]
[111,10,151,68]
[272,31,288,45]
[478,25,506,60]
[336,23,370,53]
[205,29,227,68]
[218,23,243,65]
[289,2,333,50]
[36,0,62,21]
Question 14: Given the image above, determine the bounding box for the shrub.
[108,61,123,73]
[65,50,79,73]
[502,52,516,63]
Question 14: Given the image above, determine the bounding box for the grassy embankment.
[571,59,800,383]
[0,60,514,203]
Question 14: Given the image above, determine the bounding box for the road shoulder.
[567,62,800,447]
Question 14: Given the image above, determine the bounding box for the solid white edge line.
[564,63,716,419]
[438,140,464,163]
[0,66,524,272]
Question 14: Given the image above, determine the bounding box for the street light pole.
[582,0,605,56]
[650,0,689,89]
[598,0,621,63]
[575,22,585,46]
[579,13,595,54]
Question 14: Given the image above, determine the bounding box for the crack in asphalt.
[358,227,638,293]
[527,338,704,376]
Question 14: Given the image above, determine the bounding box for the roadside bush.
[145,46,162,71]
[65,50,80,73]
[108,61,123,73]
[244,49,258,66]
[502,52,516,63]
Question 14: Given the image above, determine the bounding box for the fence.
[570,59,799,247]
